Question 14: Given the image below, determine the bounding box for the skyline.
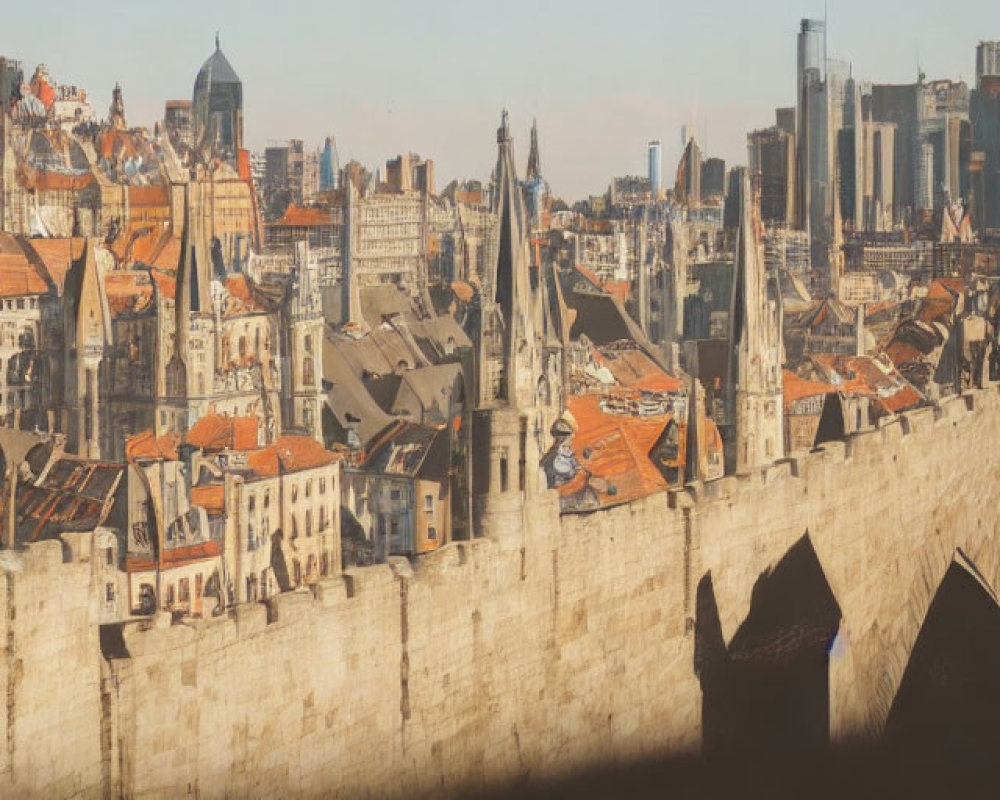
[4,0,998,199]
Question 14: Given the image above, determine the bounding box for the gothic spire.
[526,117,541,182]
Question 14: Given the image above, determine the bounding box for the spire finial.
[215,31,220,50]
[498,109,511,144]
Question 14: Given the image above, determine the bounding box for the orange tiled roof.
[186,413,260,452]
[558,394,672,508]
[17,162,95,193]
[224,273,268,316]
[811,354,924,415]
[105,271,154,316]
[191,485,225,516]
[149,268,177,300]
[0,235,50,296]
[22,238,85,293]
[593,348,682,393]
[782,370,837,405]
[125,430,181,462]
[271,204,333,227]
[245,435,340,477]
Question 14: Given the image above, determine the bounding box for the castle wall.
[6,386,1000,797]
[0,536,104,798]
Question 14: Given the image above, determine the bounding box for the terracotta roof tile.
[125,430,181,462]
[105,271,154,317]
[782,370,837,405]
[190,485,225,516]
[558,394,672,508]
[186,413,260,452]
[245,436,341,477]
[22,238,85,293]
[270,204,334,227]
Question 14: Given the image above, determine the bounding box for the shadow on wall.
[475,543,1000,800]
[884,552,1000,781]
[695,533,842,758]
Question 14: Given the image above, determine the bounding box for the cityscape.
[1,9,1000,798]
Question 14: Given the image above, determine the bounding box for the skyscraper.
[648,140,662,199]
[796,18,831,270]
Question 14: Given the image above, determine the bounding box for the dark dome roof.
[195,45,241,90]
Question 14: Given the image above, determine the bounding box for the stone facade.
[3,383,1000,796]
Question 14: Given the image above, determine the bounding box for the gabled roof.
[557,394,673,509]
[0,234,50,296]
[125,430,181,462]
[16,459,124,544]
[21,237,85,294]
[809,354,925,415]
[363,421,449,481]
[245,435,340,477]
[782,370,837,405]
[186,412,259,452]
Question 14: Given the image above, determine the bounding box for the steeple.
[526,117,541,182]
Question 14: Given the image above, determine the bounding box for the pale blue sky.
[4,0,995,199]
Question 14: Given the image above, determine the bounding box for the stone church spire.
[526,117,541,183]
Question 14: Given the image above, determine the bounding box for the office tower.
[648,140,662,199]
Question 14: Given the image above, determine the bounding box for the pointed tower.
[471,111,563,542]
[62,239,111,458]
[163,190,215,435]
[524,118,544,228]
[730,170,784,473]
[284,240,325,443]
[109,82,127,130]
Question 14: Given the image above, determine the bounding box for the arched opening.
[884,553,1000,778]
[695,533,842,759]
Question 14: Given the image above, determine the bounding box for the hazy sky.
[4,0,995,199]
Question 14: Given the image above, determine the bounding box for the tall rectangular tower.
[648,140,662,199]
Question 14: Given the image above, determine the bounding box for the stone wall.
[0,535,104,798]
[7,386,1000,797]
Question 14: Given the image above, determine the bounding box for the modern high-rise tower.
[648,140,662,199]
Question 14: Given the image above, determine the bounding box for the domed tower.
[192,34,243,160]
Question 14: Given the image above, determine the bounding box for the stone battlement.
[3,384,1000,797]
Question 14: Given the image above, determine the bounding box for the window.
[167,584,175,606]
[105,547,114,566]
[292,485,298,503]
[499,454,509,493]
[293,560,302,586]
[390,489,400,502]
[304,334,312,353]
[319,477,326,495]
[306,510,312,537]
[264,490,270,508]
[303,357,315,386]
[424,494,434,513]
[248,494,256,513]
[305,480,312,499]
[105,583,115,602]
[427,526,437,541]
[179,578,190,603]
[355,494,365,516]
[261,570,268,599]
[292,516,298,539]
